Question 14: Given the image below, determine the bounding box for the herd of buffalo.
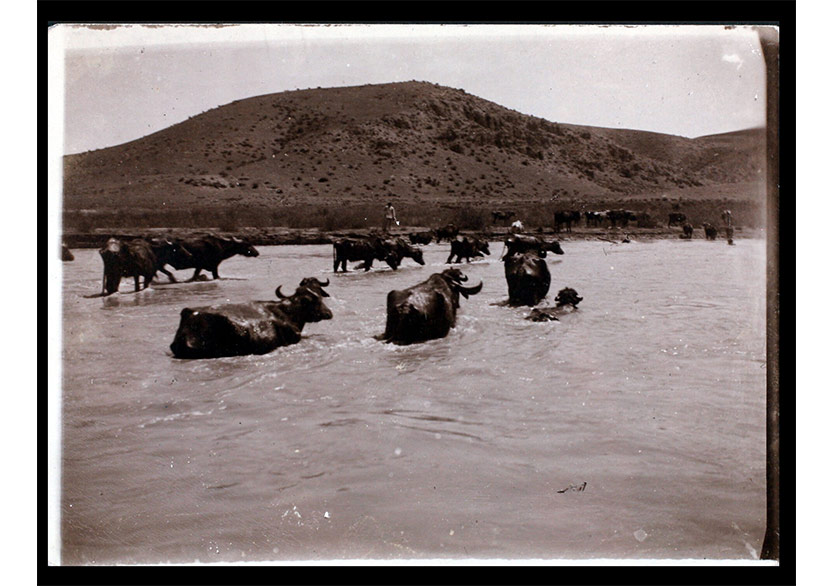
[63,207,734,359]
[66,230,585,359]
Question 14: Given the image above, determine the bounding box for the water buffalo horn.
[316,278,330,287]
[457,281,483,298]
[275,285,289,299]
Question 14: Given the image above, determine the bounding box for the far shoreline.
[61,225,762,249]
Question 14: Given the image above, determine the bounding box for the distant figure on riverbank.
[383,202,399,233]
[721,209,734,245]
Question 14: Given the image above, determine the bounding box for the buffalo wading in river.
[376,268,483,345]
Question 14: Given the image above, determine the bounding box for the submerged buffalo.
[502,235,564,260]
[61,243,74,262]
[332,237,399,272]
[172,234,259,281]
[446,236,490,264]
[169,277,333,359]
[680,223,694,239]
[526,287,584,321]
[376,268,483,345]
[504,251,551,307]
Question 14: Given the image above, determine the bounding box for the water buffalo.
[375,268,483,345]
[99,237,158,295]
[61,244,74,261]
[502,235,564,260]
[504,251,551,307]
[554,210,581,233]
[585,211,605,227]
[146,237,195,282]
[636,212,655,228]
[446,236,490,264]
[491,210,515,225]
[384,237,426,268]
[332,237,400,272]
[606,209,637,229]
[170,278,333,359]
[435,223,459,243]
[680,223,694,239]
[173,234,260,281]
[408,231,434,245]
[668,212,687,227]
[526,287,584,321]
[703,223,718,240]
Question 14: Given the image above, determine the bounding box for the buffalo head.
[440,268,483,299]
[555,287,583,308]
[275,279,333,323]
[231,237,260,257]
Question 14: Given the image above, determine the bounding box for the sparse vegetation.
[62,81,766,237]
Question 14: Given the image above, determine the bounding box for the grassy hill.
[63,81,767,234]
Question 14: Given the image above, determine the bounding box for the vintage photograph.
[48,23,777,565]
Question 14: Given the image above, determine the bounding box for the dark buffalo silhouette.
[446,236,491,264]
[172,234,259,281]
[554,210,581,233]
[383,237,426,268]
[702,223,718,240]
[491,210,515,225]
[170,278,333,359]
[668,212,687,227]
[333,237,399,272]
[375,268,483,345]
[146,237,195,282]
[61,244,74,261]
[435,223,459,243]
[636,212,655,228]
[99,238,158,295]
[680,223,694,239]
[585,211,606,227]
[526,287,584,321]
[408,231,434,245]
[502,235,564,260]
[504,251,551,307]
[606,209,637,229]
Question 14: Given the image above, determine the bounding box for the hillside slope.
[63,81,767,229]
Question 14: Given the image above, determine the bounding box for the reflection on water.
[60,239,767,564]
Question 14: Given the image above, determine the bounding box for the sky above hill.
[50,24,770,155]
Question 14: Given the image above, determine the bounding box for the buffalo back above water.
[170,280,332,359]
[378,268,483,344]
[502,235,563,259]
[503,251,552,307]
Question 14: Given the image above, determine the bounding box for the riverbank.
[61,224,762,249]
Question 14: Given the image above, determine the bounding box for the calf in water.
[526,288,584,322]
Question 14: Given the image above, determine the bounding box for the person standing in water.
[383,202,398,233]
[721,209,734,245]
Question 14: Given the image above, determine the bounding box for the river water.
[58,238,767,564]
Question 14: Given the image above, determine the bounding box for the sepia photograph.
[48,21,781,567]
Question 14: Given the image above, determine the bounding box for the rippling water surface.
[60,238,767,563]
